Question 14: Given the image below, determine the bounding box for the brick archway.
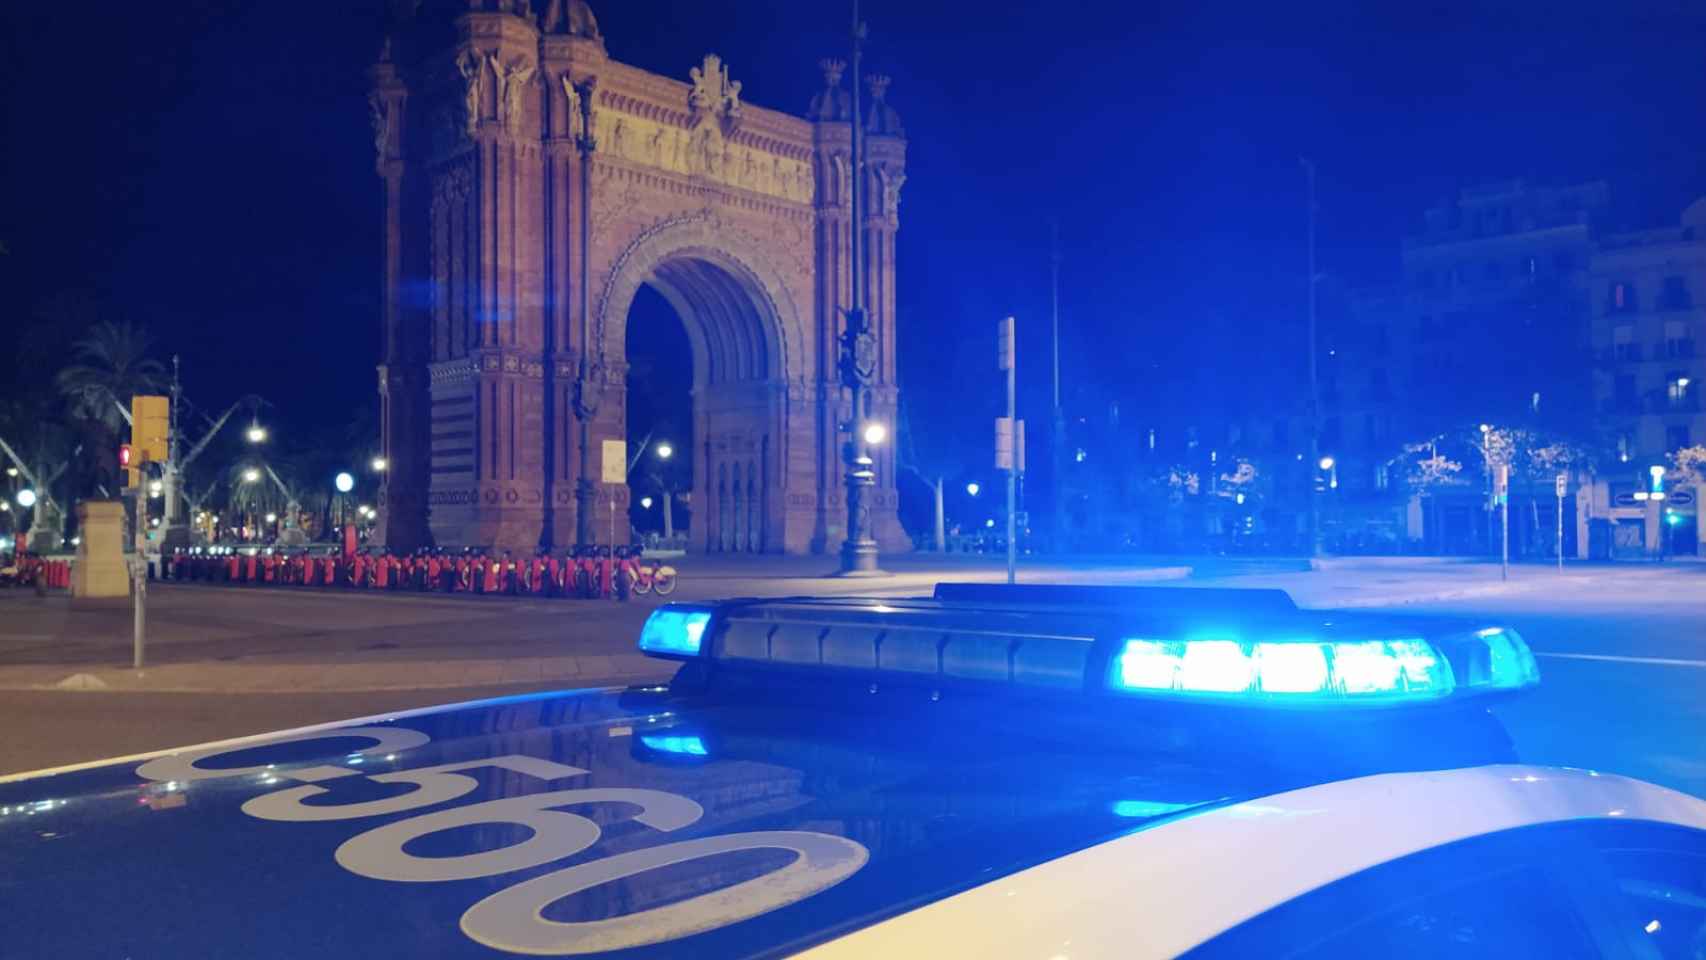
[598,216,797,552]
[369,1,910,554]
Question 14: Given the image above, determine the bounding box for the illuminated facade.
[369,0,908,554]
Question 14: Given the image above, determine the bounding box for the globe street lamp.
[4,467,15,478]
[246,423,268,444]
[966,482,981,497]
[241,468,261,484]
[370,456,388,472]
[651,443,678,541]
[862,422,888,446]
[640,496,654,510]
[15,489,36,509]
[335,472,355,494]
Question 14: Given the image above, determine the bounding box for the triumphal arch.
[368,0,908,554]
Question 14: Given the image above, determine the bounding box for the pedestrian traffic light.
[118,442,137,489]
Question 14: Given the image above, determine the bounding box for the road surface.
[2,559,1703,800]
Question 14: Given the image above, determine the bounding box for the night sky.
[4,1,1705,483]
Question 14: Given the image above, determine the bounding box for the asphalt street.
[2,559,1703,799]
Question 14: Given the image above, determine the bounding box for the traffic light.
[127,395,169,488]
[118,443,136,489]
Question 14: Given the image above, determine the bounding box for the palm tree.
[55,320,168,437]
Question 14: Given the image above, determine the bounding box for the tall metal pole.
[933,476,945,552]
[573,79,601,546]
[1501,489,1510,580]
[1301,157,1321,558]
[1050,220,1066,553]
[1006,327,1017,584]
[163,355,182,535]
[837,0,881,574]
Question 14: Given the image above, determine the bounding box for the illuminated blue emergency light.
[1108,626,1537,704]
[636,591,1539,708]
[639,734,709,756]
[638,606,712,658]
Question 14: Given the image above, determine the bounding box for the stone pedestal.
[73,500,129,599]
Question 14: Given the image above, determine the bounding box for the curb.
[0,653,669,694]
[1311,577,1559,609]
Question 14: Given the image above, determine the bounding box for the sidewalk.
[1,555,1680,694]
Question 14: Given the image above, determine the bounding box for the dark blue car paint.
[0,686,1251,959]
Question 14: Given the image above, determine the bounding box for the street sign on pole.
[1556,474,1566,573]
[1014,419,1026,474]
[1555,474,1567,499]
[601,440,627,485]
[994,417,1014,471]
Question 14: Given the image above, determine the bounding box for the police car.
[6,584,1706,958]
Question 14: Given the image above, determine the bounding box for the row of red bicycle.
[163,545,677,600]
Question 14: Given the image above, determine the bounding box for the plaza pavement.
[0,552,1632,694]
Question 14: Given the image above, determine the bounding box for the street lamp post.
[836,0,881,576]
[1301,157,1321,559]
[1050,220,1067,553]
[1479,423,1494,554]
[655,442,675,541]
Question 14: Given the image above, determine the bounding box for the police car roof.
[1,586,1540,958]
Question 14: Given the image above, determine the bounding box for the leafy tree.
[54,320,168,439]
[1391,439,1464,551]
[1669,445,1706,489]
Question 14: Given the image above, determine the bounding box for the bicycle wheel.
[631,572,652,596]
[652,568,677,596]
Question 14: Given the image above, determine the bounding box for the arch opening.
[618,252,783,554]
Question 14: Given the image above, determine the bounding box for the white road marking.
[1538,652,1706,669]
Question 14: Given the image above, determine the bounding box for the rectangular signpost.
[602,440,626,546]
[1556,473,1567,573]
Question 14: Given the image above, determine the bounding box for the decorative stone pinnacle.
[866,74,890,102]
[819,58,846,89]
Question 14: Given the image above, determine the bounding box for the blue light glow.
[1178,640,1253,692]
[1110,799,1199,818]
[638,607,712,657]
[1114,639,1183,691]
[1473,627,1541,690]
[639,734,708,756]
[1330,640,1403,694]
[1253,642,1329,693]
[1108,635,1457,703]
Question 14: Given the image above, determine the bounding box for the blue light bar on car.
[637,606,713,658]
[634,594,1540,708]
[1109,637,1452,703]
[1107,627,1538,704]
